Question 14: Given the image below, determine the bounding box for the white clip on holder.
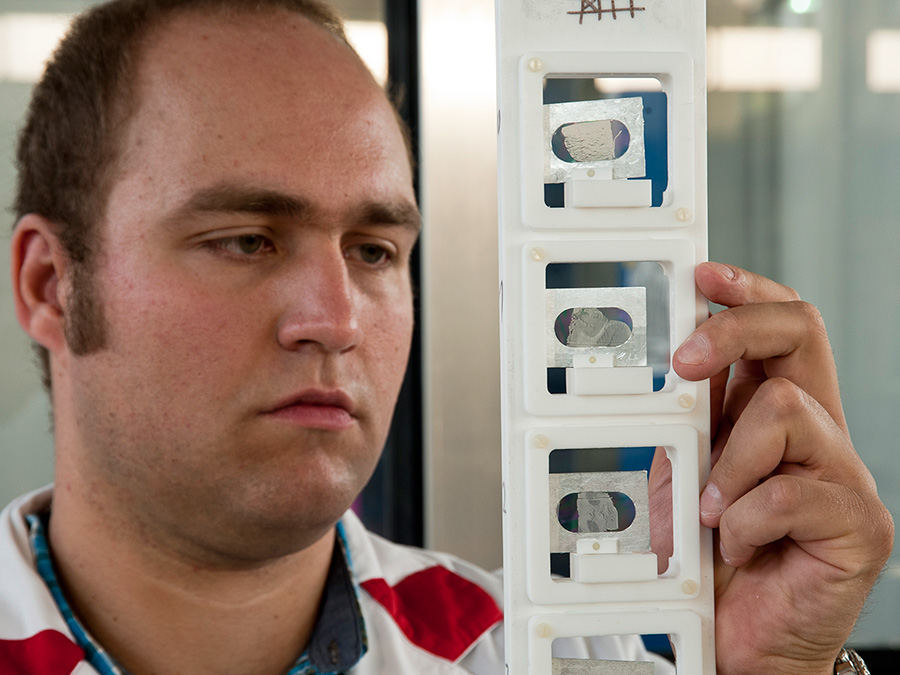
[496,0,714,673]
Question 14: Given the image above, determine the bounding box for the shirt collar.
[27,512,367,675]
[306,520,367,673]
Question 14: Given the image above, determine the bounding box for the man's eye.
[352,244,390,265]
[214,234,273,256]
[235,234,267,254]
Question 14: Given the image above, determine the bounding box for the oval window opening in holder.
[554,307,633,348]
[551,119,630,163]
[557,491,636,533]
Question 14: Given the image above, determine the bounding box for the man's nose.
[275,247,361,353]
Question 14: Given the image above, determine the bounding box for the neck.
[47,483,336,675]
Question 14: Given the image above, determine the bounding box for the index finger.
[673,263,844,427]
[695,261,801,307]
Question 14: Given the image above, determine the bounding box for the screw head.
[678,393,695,409]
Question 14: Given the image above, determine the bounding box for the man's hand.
[672,262,894,675]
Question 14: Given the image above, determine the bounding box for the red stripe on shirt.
[0,629,84,675]
[361,566,502,662]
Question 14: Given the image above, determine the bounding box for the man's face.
[59,10,419,562]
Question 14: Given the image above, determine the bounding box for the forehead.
[108,9,414,218]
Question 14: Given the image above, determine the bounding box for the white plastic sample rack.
[495,0,715,673]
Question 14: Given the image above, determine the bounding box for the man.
[1,0,892,674]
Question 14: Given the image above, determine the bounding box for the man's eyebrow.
[165,184,421,233]
[170,184,315,221]
[357,201,422,233]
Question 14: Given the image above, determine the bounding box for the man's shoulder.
[340,510,505,673]
[0,485,56,613]
[0,486,89,675]
[338,512,674,675]
[340,509,503,599]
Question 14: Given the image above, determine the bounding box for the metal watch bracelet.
[834,648,871,675]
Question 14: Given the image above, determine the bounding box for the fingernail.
[700,483,724,519]
[676,334,709,365]
[709,261,735,280]
[719,540,735,566]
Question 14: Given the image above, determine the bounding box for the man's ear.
[11,214,69,354]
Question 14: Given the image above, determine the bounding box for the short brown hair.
[14,0,352,391]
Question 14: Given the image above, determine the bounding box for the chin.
[216,482,361,558]
[193,508,343,565]
[174,451,378,563]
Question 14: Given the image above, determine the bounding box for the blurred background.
[0,0,897,664]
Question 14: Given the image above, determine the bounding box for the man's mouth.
[263,389,355,431]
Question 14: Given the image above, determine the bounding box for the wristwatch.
[834,648,871,675]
